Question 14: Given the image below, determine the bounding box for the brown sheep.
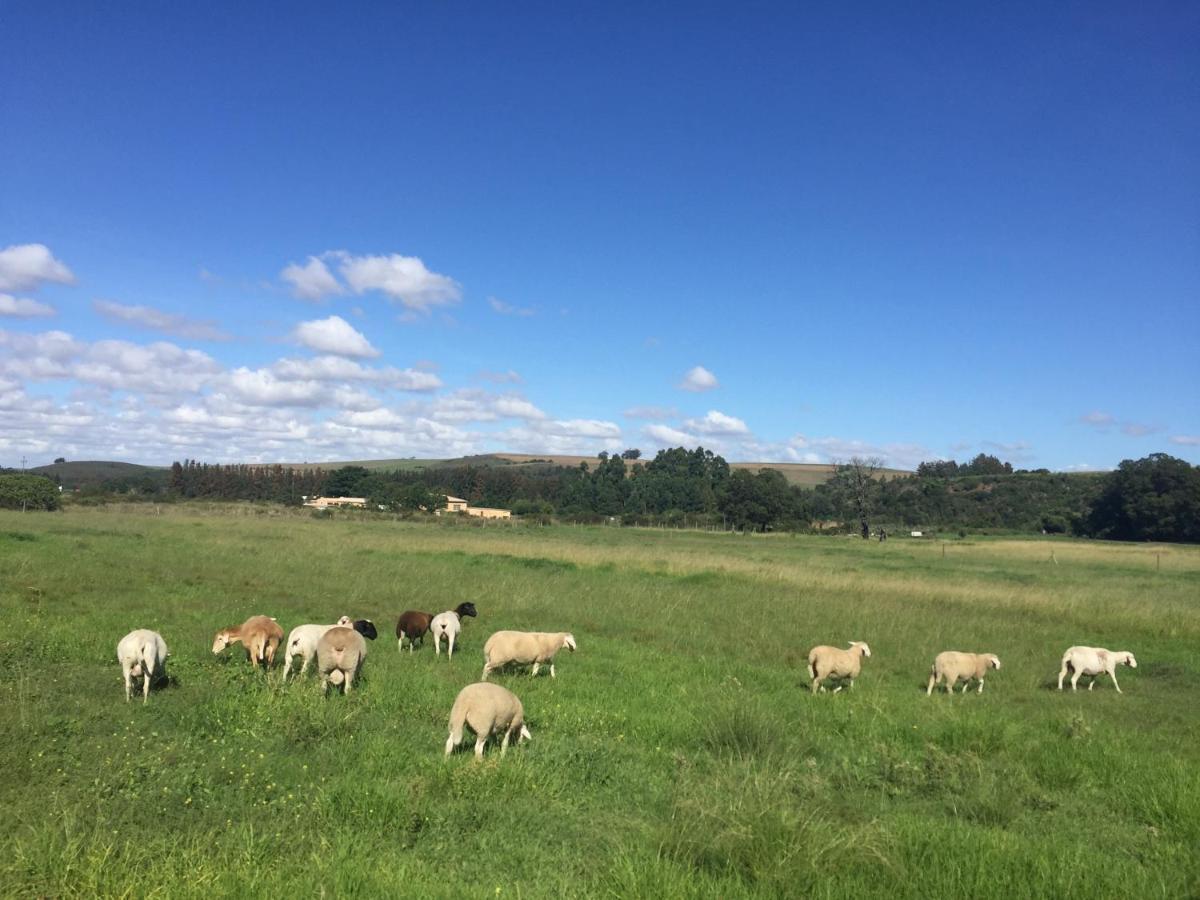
[212,615,284,669]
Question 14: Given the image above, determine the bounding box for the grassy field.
[1,507,1197,898]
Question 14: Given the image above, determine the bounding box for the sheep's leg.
[1057,664,1068,691]
[848,678,854,690]
[1070,670,1082,691]
[500,729,511,756]
[1088,677,1095,691]
[434,634,441,656]
[531,662,540,676]
[550,663,556,678]
[474,736,487,758]
[124,668,133,702]
[481,665,490,681]
[961,681,969,694]
[977,679,985,694]
[926,674,937,696]
[444,733,457,756]
[142,672,151,703]
[321,675,329,696]
[447,633,455,661]
[810,678,820,695]
[1109,670,1122,694]
[344,668,353,695]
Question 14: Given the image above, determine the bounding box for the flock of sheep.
[115,603,578,758]
[116,611,1137,758]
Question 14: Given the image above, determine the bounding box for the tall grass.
[1,507,1197,897]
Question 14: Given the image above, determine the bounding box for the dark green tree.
[1086,453,1200,543]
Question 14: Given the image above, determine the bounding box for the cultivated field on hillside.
[1,508,1197,897]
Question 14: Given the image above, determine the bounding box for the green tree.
[1086,453,1200,543]
[0,474,61,510]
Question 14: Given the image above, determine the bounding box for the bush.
[0,474,61,511]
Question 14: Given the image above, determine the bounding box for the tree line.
[9,449,1197,543]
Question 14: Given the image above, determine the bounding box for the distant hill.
[29,460,166,489]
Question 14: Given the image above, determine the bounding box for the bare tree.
[840,456,883,538]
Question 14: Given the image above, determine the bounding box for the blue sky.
[2,2,1197,470]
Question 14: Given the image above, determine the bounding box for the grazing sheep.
[807,641,872,694]
[396,610,434,653]
[481,631,576,680]
[351,619,378,641]
[1058,646,1138,693]
[444,682,531,758]
[926,651,1002,696]
[317,626,368,695]
[282,616,353,680]
[117,629,169,703]
[430,602,479,660]
[212,615,284,669]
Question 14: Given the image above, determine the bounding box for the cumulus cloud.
[644,423,698,445]
[0,328,220,396]
[290,315,379,358]
[429,389,546,423]
[281,256,343,300]
[497,418,624,455]
[785,434,932,470]
[330,251,461,312]
[93,299,229,340]
[0,293,55,317]
[0,243,76,292]
[678,365,718,392]
[684,410,749,435]
[271,356,442,391]
[488,297,534,317]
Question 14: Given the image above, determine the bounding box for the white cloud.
[0,243,76,292]
[479,369,523,384]
[0,293,55,317]
[1170,435,1200,446]
[73,340,222,394]
[290,315,379,358]
[488,297,534,317]
[785,434,932,470]
[331,251,461,313]
[497,418,623,455]
[678,365,718,392]
[429,389,546,423]
[644,424,697,446]
[1080,411,1114,428]
[271,356,442,391]
[685,410,749,435]
[222,368,329,408]
[624,405,678,420]
[93,299,229,340]
[1120,422,1163,437]
[281,256,343,301]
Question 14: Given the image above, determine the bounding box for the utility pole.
[20,455,27,471]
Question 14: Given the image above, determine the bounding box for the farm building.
[440,496,512,519]
[303,496,367,509]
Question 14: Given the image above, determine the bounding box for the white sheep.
[282,616,352,680]
[1057,646,1138,693]
[317,625,368,695]
[444,682,531,758]
[481,631,576,680]
[926,651,1001,696]
[807,641,871,694]
[429,602,477,661]
[117,629,169,703]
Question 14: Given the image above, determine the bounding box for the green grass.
[1,508,1197,898]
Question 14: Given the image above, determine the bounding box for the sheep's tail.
[329,670,345,686]
[140,642,157,678]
